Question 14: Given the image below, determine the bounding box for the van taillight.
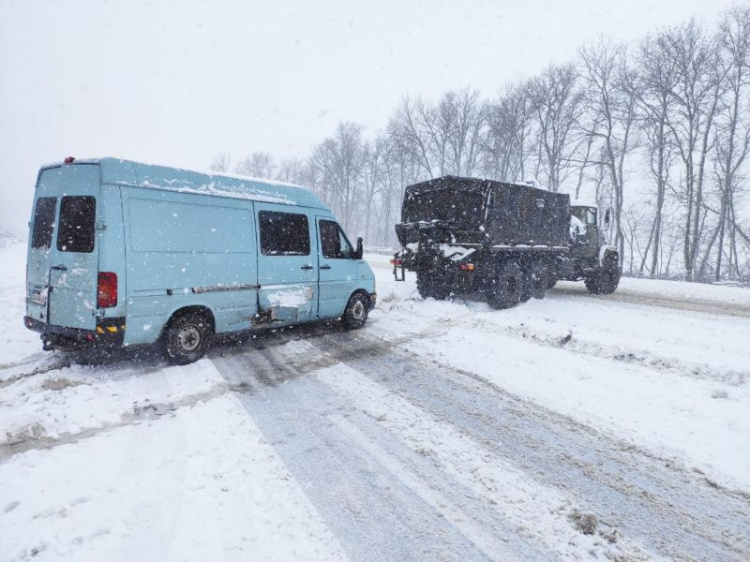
[97,272,118,308]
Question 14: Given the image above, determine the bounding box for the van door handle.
[50,265,68,272]
[320,265,331,270]
[301,264,314,270]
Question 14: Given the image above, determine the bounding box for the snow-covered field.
[1,240,749,561]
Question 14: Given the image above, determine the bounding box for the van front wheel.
[342,293,369,330]
[164,311,213,365]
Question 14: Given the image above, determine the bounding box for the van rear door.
[26,165,100,331]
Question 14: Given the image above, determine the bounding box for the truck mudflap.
[391,250,408,282]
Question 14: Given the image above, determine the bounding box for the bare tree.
[209,152,232,173]
[482,82,535,182]
[706,6,750,281]
[309,122,367,234]
[578,39,638,258]
[528,63,584,191]
[660,19,722,280]
[235,151,276,179]
[628,31,680,277]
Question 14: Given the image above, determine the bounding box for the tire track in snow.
[210,347,548,562]
[311,332,750,561]
[550,284,750,319]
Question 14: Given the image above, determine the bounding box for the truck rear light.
[391,258,403,266]
[459,263,476,271]
[97,272,118,308]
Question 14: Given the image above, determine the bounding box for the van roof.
[40,157,331,211]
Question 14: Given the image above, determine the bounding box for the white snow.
[366,256,750,493]
[569,215,586,239]
[1,239,748,559]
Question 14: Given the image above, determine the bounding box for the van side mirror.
[354,237,363,259]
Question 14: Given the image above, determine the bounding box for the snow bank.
[367,262,750,493]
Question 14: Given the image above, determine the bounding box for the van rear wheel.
[164,311,213,365]
[342,293,369,330]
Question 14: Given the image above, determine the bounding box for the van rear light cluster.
[97,272,118,308]
[459,263,476,271]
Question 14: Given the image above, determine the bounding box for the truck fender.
[598,245,618,267]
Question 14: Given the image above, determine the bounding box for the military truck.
[391,176,620,309]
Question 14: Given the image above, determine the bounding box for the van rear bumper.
[24,316,126,349]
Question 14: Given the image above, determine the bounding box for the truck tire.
[528,261,550,299]
[487,261,523,309]
[585,254,621,295]
[164,310,213,365]
[416,269,451,300]
[342,292,369,329]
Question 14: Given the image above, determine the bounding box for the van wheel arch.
[342,290,369,330]
[161,306,215,364]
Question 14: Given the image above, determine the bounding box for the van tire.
[163,311,213,365]
[342,293,368,330]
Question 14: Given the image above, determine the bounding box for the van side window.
[259,211,310,256]
[31,197,57,249]
[320,220,353,259]
[57,196,96,253]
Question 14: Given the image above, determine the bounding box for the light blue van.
[24,157,376,364]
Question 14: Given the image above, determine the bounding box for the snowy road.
[1,242,749,560]
[210,327,750,561]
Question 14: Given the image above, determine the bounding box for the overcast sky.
[0,0,741,232]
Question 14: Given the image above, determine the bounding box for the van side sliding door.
[255,203,318,324]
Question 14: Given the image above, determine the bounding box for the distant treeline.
[212,6,750,283]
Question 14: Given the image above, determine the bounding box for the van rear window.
[57,196,96,253]
[31,197,57,249]
[259,211,310,256]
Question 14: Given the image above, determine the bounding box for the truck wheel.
[417,269,450,300]
[164,311,213,365]
[528,261,550,300]
[585,255,621,295]
[487,262,523,309]
[342,292,369,329]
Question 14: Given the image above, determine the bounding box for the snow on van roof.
[40,157,330,210]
